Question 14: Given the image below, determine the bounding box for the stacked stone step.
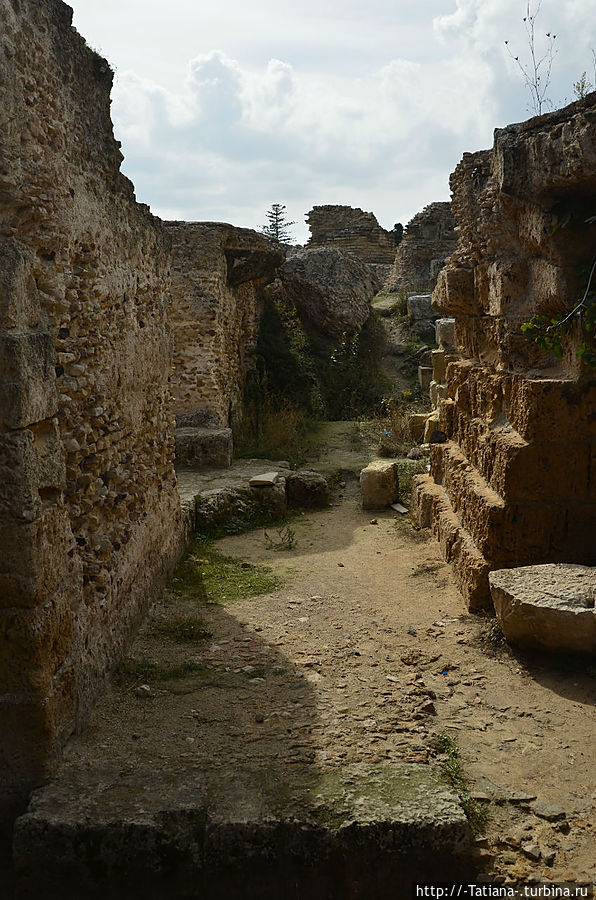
[412,95,596,610]
[415,318,460,443]
[407,292,439,341]
[429,318,458,409]
[414,363,595,609]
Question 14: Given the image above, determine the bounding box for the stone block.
[0,420,65,520]
[432,267,475,316]
[431,350,446,384]
[0,333,58,428]
[0,506,77,609]
[485,259,531,317]
[432,349,459,385]
[408,412,429,442]
[435,318,456,351]
[0,665,77,785]
[249,472,279,487]
[454,314,551,371]
[423,412,440,443]
[286,470,329,509]
[249,481,287,519]
[490,564,596,653]
[407,293,434,321]
[429,381,448,408]
[195,481,287,533]
[360,459,399,509]
[412,475,491,610]
[0,590,74,694]
[418,366,433,393]
[0,238,39,330]
[175,427,233,468]
[429,380,440,407]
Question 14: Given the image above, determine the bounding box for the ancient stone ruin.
[413,96,596,610]
[305,204,397,282]
[167,222,283,430]
[2,0,596,889]
[0,0,185,827]
[385,202,457,294]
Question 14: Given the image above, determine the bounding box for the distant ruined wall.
[306,205,396,280]
[413,96,596,610]
[0,0,184,823]
[167,223,283,427]
[386,202,457,294]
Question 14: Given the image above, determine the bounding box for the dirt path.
[212,479,596,884]
[42,432,595,892]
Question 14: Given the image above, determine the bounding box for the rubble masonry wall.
[0,0,185,823]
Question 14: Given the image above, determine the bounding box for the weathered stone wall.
[385,202,457,294]
[0,0,184,824]
[306,205,397,280]
[413,96,596,610]
[166,222,283,428]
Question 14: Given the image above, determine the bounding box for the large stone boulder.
[285,470,330,509]
[489,564,596,653]
[278,248,377,338]
[360,460,400,509]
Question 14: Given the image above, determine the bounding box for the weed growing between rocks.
[351,395,430,459]
[478,619,508,652]
[396,458,429,501]
[430,733,489,835]
[264,524,297,551]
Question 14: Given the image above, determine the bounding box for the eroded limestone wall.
[0,0,184,822]
[385,202,457,294]
[167,222,283,427]
[413,96,596,610]
[306,205,396,280]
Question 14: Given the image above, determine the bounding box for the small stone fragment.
[249,471,280,487]
[530,801,566,821]
[521,842,541,861]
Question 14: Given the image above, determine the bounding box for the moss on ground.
[115,658,207,685]
[150,617,213,643]
[171,538,282,606]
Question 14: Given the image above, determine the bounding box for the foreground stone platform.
[13,762,469,899]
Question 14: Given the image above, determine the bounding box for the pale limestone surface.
[360,460,400,509]
[490,564,596,653]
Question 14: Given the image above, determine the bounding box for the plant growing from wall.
[521,257,596,367]
[505,0,557,115]
[573,71,593,100]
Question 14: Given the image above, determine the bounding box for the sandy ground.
[59,443,596,888]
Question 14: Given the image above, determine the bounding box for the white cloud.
[70,0,596,242]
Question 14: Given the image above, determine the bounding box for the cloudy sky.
[69,0,595,243]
